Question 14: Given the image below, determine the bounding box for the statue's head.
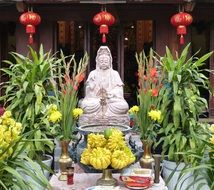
[96,46,112,70]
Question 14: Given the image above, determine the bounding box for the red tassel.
[102,34,106,43]
[180,35,184,44]
[29,34,33,44]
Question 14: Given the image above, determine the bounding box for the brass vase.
[58,140,72,181]
[140,139,154,169]
[96,169,117,186]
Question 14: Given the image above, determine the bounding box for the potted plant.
[0,111,51,189]
[155,44,213,190]
[177,122,213,190]
[0,45,57,160]
[129,49,162,169]
[47,50,89,180]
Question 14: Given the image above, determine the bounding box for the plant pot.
[140,140,154,169]
[58,140,73,181]
[162,159,210,190]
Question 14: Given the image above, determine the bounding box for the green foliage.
[156,43,214,163]
[0,130,51,190]
[178,123,214,189]
[0,45,56,159]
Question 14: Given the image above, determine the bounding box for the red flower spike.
[73,85,78,91]
[143,75,148,81]
[150,68,157,78]
[151,88,158,97]
[152,78,158,84]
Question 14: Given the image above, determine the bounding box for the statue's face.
[98,54,110,70]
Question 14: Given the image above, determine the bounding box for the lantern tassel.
[180,35,184,45]
[29,34,33,44]
[102,34,106,43]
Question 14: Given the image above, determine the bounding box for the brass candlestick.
[153,154,162,184]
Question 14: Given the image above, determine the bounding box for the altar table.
[49,173,168,190]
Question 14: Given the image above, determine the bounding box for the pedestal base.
[96,169,117,186]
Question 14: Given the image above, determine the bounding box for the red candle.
[67,166,74,185]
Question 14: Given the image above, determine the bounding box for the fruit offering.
[80,128,136,170]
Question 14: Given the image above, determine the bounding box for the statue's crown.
[97,46,111,56]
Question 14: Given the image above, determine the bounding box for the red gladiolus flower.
[152,78,158,84]
[64,74,70,84]
[75,73,85,83]
[73,85,78,91]
[150,68,157,78]
[151,88,158,97]
[143,75,148,81]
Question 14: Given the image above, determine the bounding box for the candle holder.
[153,154,162,184]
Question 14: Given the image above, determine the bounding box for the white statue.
[79,46,129,125]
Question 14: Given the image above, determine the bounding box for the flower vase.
[140,140,154,169]
[58,140,72,181]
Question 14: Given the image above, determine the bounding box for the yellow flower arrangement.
[0,111,22,161]
[80,128,135,170]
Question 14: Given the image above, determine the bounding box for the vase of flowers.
[47,51,89,180]
[129,49,162,169]
[139,139,154,169]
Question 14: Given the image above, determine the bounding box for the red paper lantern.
[93,10,115,43]
[19,11,41,44]
[170,12,193,44]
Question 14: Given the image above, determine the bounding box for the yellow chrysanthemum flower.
[47,104,58,114]
[209,135,214,145]
[209,124,214,133]
[128,105,139,114]
[2,118,11,126]
[15,122,22,131]
[2,111,12,119]
[4,131,12,144]
[148,110,161,122]
[49,111,62,123]
[73,108,83,119]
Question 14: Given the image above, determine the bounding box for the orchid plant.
[0,111,51,189]
[48,51,89,140]
[129,49,162,141]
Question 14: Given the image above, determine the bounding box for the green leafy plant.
[129,49,162,142]
[0,45,57,159]
[0,111,51,190]
[156,44,213,163]
[177,123,214,190]
[48,51,89,140]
